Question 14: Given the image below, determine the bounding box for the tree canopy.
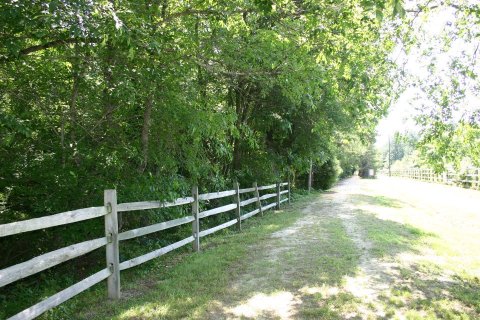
[1,0,401,218]
[0,1,412,317]
[401,0,480,172]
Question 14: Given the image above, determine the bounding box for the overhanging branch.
[1,38,97,63]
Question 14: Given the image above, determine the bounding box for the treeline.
[0,1,401,316]
[0,0,399,271]
[0,1,398,222]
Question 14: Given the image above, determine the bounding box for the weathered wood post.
[234,181,241,231]
[192,186,200,252]
[253,182,263,217]
[287,180,291,204]
[276,182,281,210]
[104,189,120,299]
[308,159,313,193]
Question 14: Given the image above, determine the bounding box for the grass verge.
[33,193,316,320]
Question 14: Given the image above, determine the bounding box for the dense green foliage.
[313,158,343,190]
[0,1,398,227]
[0,0,403,317]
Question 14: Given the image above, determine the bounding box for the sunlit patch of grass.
[351,186,480,319]
[299,292,363,320]
[404,309,437,320]
[350,194,406,209]
[355,210,434,258]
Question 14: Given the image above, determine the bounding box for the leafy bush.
[296,158,342,191]
[313,158,342,190]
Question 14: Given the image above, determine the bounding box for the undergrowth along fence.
[391,168,480,190]
[0,181,291,320]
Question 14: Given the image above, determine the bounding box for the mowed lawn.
[27,177,480,319]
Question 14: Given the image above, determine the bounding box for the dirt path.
[203,176,480,319]
[206,177,387,319]
[335,181,393,318]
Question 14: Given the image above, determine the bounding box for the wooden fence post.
[253,182,263,217]
[104,189,120,299]
[287,180,291,204]
[192,186,200,252]
[234,181,241,231]
[308,159,313,193]
[276,182,280,210]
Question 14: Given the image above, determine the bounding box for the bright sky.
[375,3,479,148]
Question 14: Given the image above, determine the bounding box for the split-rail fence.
[390,168,480,190]
[0,181,291,319]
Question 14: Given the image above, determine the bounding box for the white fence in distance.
[390,168,480,190]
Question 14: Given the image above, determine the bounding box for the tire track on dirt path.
[334,179,396,318]
[205,178,387,319]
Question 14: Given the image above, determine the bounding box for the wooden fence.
[0,181,291,320]
[390,168,480,190]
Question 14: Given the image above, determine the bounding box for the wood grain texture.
[234,182,241,230]
[192,186,200,252]
[104,189,120,299]
[239,187,256,194]
[8,268,111,320]
[0,237,107,288]
[240,197,257,207]
[257,184,276,191]
[119,236,195,270]
[253,182,263,217]
[199,219,237,237]
[118,216,195,241]
[117,197,193,212]
[198,203,237,219]
[259,193,276,201]
[0,206,107,238]
[198,190,235,201]
[261,202,277,212]
[276,183,281,209]
[240,208,260,221]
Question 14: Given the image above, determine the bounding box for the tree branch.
[0,38,97,63]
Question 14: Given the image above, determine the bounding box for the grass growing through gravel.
[34,193,316,320]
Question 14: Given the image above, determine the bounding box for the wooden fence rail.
[390,168,480,190]
[0,180,291,320]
